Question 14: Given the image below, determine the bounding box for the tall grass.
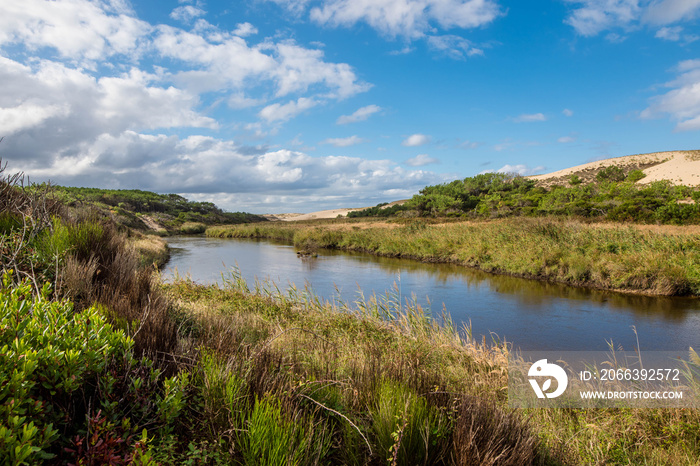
[163,270,700,465]
[208,218,700,296]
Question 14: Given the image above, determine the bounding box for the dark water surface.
[162,236,700,352]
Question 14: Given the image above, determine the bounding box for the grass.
[162,271,700,465]
[163,272,549,464]
[207,217,700,296]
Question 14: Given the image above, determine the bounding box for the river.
[162,236,700,352]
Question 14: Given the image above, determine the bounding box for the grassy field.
[207,217,700,296]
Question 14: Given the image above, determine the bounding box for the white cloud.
[271,42,371,98]
[654,25,699,42]
[259,98,319,122]
[563,108,574,117]
[405,153,439,166]
[641,59,700,131]
[267,0,313,16]
[402,133,431,146]
[427,34,483,59]
[558,136,577,143]
[655,25,683,40]
[0,103,69,135]
[307,0,502,39]
[0,0,152,64]
[337,105,382,124]
[233,22,259,37]
[493,164,546,176]
[170,5,206,23]
[643,0,700,25]
[0,56,216,168]
[321,135,367,147]
[513,113,546,122]
[564,0,700,37]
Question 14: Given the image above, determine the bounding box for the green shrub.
[0,273,133,464]
[626,169,646,183]
[596,165,625,182]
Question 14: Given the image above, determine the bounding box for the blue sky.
[1,0,700,213]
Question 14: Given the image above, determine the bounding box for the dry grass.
[162,274,555,464]
[131,233,169,268]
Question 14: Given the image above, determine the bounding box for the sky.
[1,0,700,213]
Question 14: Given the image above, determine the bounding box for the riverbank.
[207,217,700,297]
[163,275,700,465]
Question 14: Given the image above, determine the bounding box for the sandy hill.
[263,208,364,221]
[529,150,700,187]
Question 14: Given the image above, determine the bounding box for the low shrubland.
[349,171,700,224]
[43,185,266,234]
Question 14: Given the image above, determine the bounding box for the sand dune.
[264,207,364,221]
[529,150,700,186]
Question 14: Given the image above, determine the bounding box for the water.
[162,236,700,352]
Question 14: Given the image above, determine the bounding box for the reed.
[207,218,700,296]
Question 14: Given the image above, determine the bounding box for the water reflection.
[162,236,700,352]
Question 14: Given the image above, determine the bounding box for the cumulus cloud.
[564,0,700,37]
[641,58,700,131]
[170,5,206,23]
[402,133,431,146]
[405,153,439,166]
[563,108,574,116]
[307,0,502,39]
[321,135,367,147]
[513,113,546,122]
[0,0,151,64]
[337,105,382,124]
[233,22,259,37]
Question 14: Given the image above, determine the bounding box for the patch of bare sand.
[529,150,700,187]
[269,201,408,222]
[269,208,364,221]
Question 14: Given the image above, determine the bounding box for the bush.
[0,274,133,463]
[596,165,625,182]
[626,169,646,183]
[569,174,583,186]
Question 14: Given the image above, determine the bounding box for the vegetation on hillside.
[45,185,266,234]
[349,170,700,224]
